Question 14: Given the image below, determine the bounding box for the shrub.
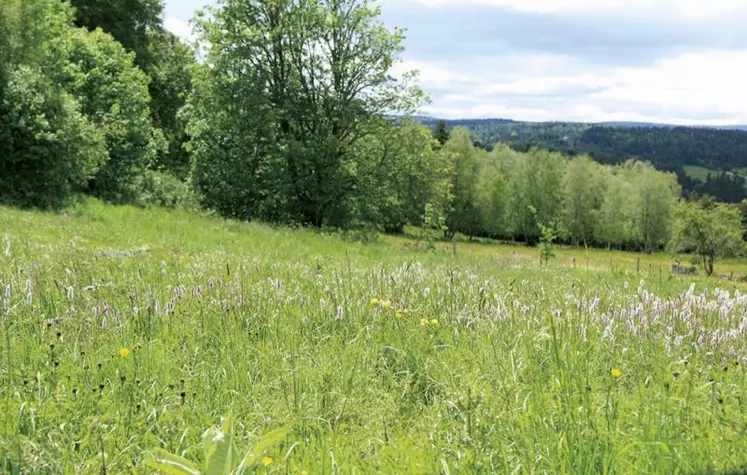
[0,66,106,209]
[135,169,201,210]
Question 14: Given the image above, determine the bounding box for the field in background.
[1,201,746,473]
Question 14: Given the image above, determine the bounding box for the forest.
[0,0,745,260]
[422,118,747,203]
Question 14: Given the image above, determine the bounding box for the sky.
[164,0,747,125]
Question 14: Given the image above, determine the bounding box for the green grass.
[1,200,746,473]
[682,165,716,182]
[683,165,747,193]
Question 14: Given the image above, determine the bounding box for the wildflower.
[370,298,380,306]
[380,300,392,309]
[395,309,409,317]
[420,318,430,327]
[610,368,622,378]
[260,456,273,467]
[119,348,130,358]
[430,319,440,327]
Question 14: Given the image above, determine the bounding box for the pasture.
[1,201,746,473]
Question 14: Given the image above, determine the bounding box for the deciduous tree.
[187,0,425,226]
[669,199,744,276]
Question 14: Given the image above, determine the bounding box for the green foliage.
[538,222,557,265]
[350,121,451,233]
[0,1,107,209]
[430,128,684,253]
[69,0,195,182]
[418,202,448,250]
[475,149,508,238]
[442,127,481,238]
[0,0,162,208]
[53,27,163,203]
[147,418,288,475]
[669,199,745,276]
[146,29,195,179]
[419,118,747,203]
[135,170,201,210]
[504,148,566,244]
[432,119,450,146]
[184,62,286,222]
[69,0,164,69]
[595,168,634,248]
[560,155,605,246]
[187,0,426,227]
[626,161,681,254]
[0,66,106,208]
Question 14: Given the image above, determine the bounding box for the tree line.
[437,128,680,253]
[421,118,747,203]
[0,0,744,271]
[0,0,194,209]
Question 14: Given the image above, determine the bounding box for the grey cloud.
[380,2,747,67]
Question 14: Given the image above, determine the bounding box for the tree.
[0,67,106,209]
[625,161,680,253]
[538,222,557,265]
[442,127,481,238]
[433,120,450,146]
[349,120,451,233]
[560,155,605,246]
[68,0,164,69]
[146,29,195,179]
[595,168,634,249]
[52,27,163,202]
[475,147,510,238]
[185,61,285,221]
[669,199,744,276]
[69,0,195,182]
[0,0,107,209]
[188,0,425,226]
[506,148,565,244]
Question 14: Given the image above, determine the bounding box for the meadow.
[1,200,746,474]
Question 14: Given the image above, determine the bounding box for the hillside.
[419,118,747,202]
[1,200,747,473]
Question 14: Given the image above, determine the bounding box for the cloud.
[163,0,747,124]
[410,0,747,18]
[380,0,747,67]
[164,18,193,41]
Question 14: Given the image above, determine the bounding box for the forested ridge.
[1,0,745,262]
[419,118,747,202]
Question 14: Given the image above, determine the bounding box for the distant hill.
[601,121,747,131]
[415,117,747,203]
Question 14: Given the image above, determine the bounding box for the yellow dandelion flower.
[420,318,430,327]
[380,300,392,309]
[430,319,440,327]
[260,456,273,467]
[610,368,622,378]
[119,347,130,358]
[370,298,380,306]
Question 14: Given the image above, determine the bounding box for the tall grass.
[0,200,745,473]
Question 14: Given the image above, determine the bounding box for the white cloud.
[164,18,193,41]
[412,0,747,19]
[414,49,747,124]
[165,0,747,124]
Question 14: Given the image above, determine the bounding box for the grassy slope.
[0,200,746,473]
